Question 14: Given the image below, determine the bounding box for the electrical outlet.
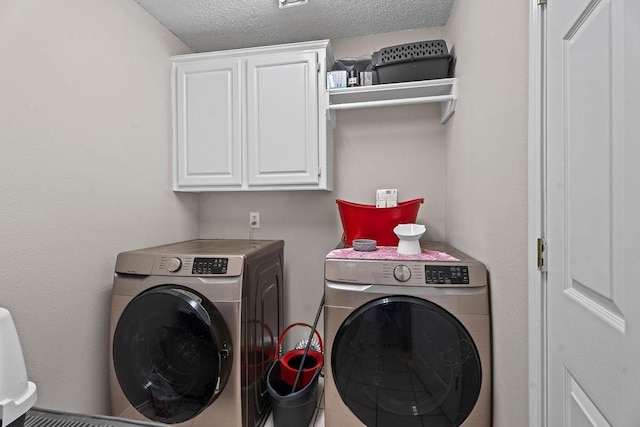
[250,212,260,229]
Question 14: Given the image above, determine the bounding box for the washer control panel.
[425,265,469,284]
[326,259,485,287]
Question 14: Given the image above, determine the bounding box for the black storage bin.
[372,40,452,84]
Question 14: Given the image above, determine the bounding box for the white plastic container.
[0,308,37,427]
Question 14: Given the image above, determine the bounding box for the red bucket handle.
[274,322,323,362]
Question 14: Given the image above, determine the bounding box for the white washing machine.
[109,239,284,427]
[324,242,491,427]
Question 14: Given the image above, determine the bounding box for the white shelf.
[327,78,457,124]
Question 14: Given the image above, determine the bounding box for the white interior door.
[546,0,640,425]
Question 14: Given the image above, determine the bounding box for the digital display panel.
[425,265,469,284]
[192,257,228,275]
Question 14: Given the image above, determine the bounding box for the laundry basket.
[372,40,452,83]
[337,198,424,246]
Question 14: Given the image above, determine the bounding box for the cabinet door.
[174,58,242,189]
[246,52,319,186]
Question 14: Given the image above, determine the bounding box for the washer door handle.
[221,345,231,358]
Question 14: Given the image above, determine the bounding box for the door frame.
[528,1,546,426]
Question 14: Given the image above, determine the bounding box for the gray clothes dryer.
[109,239,284,427]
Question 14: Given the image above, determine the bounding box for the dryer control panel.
[155,255,241,276]
[192,257,228,275]
[115,252,244,277]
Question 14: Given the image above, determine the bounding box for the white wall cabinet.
[172,40,333,191]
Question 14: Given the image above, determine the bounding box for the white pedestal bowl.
[393,224,426,255]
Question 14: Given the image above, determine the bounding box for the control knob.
[166,257,182,273]
[393,265,411,282]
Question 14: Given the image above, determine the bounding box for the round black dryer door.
[331,296,482,427]
[113,286,232,424]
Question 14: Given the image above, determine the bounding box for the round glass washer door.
[331,295,482,427]
[113,286,232,424]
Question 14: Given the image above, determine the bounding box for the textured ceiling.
[134,0,455,53]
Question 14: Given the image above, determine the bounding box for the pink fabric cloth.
[327,246,459,261]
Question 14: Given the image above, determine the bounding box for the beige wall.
[199,28,448,341]
[445,1,530,425]
[0,0,198,414]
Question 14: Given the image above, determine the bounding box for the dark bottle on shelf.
[347,69,359,87]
